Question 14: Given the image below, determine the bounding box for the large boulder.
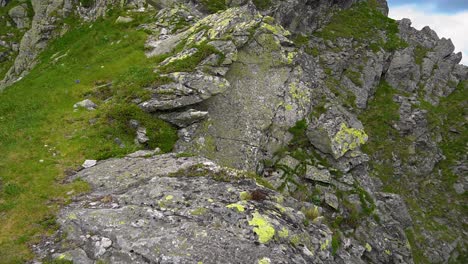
[40,154,338,263]
[307,105,368,159]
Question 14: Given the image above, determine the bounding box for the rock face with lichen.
[37,153,339,263]
[5,0,464,263]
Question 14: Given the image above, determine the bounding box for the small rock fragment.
[82,160,97,169]
[136,127,149,144]
[325,192,339,210]
[73,99,97,110]
[115,16,133,24]
[304,165,331,184]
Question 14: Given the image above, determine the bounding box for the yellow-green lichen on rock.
[226,202,246,212]
[278,227,289,238]
[248,211,276,243]
[260,22,291,37]
[239,191,252,200]
[185,6,261,45]
[320,239,330,251]
[258,257,271,264]
[191,207,208,215]
[332,123,368,157]
[365,243,373,252]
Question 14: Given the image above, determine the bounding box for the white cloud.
[389,5,468,65]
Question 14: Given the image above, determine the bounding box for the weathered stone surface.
[135,127,149,144]
[42,154,338,263]
[73,99,97,110]
[82,160,97,169]
[324,192,338,210]
[158,108,209,128]
[386,47,420,93]
[139,72,230,111]
[145,31,189,58]
[306,105,368,159]
[304,165,331,184]
[8,4,30,29]
[115,16,133,24]
[126,148,161,158]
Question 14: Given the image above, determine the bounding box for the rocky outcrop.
[0,0,74,89]
[307,105,368,159]
[0,0,152,90]
[7,0,465,263]
[37,154,334,263]
[8,4,30,29]
[38,153,413,264]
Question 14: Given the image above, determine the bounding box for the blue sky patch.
[388,0,468,13]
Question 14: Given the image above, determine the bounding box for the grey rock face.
[8,4,30,29]
[307,105,368,159]
[272,0,356,35]
[269,0,388,35]
[140,72,230,111]
[40,154,337,263]
[304,165,331,184]
[386,47,420,92]
[158,109,209,128]
[136,127,149,144]
[397,18,468,104]
[81,160,97,169]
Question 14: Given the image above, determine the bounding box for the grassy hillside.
[0,10,177,263]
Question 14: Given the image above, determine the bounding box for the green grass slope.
[0,10,177,263]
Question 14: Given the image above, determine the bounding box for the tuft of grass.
[359,81,402,186]
[314,1,407,52]
[287,119,309,148]
[0,10,177,262]
[159,41,223,73]
[331,232,341,255]
[414,45,430,66]
[200,0,227,13]
[345,69,363,87]
[293,34,309,47]
[79,0,95,8]
[361,78,467,262]
[253,0,272,10]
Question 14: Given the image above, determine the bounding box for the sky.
[388,0,468,65]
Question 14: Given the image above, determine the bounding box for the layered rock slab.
[42,154,337,263]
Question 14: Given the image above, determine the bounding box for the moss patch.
[314,1,407,52]
[200,0,227,14]
[226,203,245,212]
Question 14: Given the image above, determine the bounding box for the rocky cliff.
[0,0,466,263]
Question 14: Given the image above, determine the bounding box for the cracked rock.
[158,109,209,128]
